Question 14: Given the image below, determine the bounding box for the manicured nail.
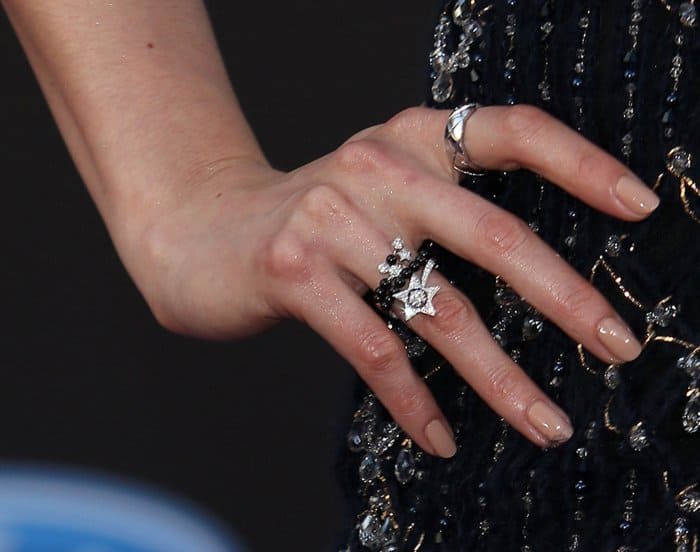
[527,400,573,444]
[425,419,457,458]
[597,317,642,362]
[615,175,660,216]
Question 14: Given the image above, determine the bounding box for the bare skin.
[2,1,658,457]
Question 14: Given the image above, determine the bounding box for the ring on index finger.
[445,103,487,177]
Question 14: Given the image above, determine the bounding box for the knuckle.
[485,363,522,404]
[502,104,548,148]
[392,386,427,419]
[384,106,428,133]
[296,184,351,227]
[357,329,404,377]
[474,209,531,258]
[258,233,312,285]
[554,281,598,321]
[429,291,479,340]
[334,139,392,174]
[574,149,600,183]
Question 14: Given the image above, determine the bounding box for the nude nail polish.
[527,400,573,444]
[597,317,642,362]
[425,419,457,458]
[615,175,660,216]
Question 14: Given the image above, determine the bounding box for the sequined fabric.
[337,0,700,550]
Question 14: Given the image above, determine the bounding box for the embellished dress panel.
[337,0,700,550]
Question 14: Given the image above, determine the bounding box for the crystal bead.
[455,48,471,69]
[677,491,700,513]
[432,71,454,103]
[645,303,680,327]
[667,148,692,176]
[604,366,621,389]
[541,21,554,35]
[623,49,639,65]
[578,16,590,28]
[605,234,623,257]
[679,354,700,378]
[405,336,427,359]
[359,452,381,482]
[358,513,382,549]
[679,2,697,27]
[623,107,635,120]
[682,389,700,433]
[368,422,400,456]
[675,517,690,540]
[628,422,650,451]
[522,316,544,340]
[394,448,416,484]
[452,0,470,25]
[465,19,483,39]
[378,517,398,546]
[348,419,367,452]
[495,287,519,306]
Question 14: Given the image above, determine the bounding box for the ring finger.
[329,224,574,450]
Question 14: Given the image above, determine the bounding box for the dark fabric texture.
[336,0,700,550]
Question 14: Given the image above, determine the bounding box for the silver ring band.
[445,102,486,176]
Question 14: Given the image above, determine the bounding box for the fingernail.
[425,419,457,458]
[615,175,660,216]
[527,400,573,444]
[597,317,642,362]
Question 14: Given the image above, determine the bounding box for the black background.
[0,2,436,550]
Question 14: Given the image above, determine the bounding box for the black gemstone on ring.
[394,277,406,289]
[379,278,391,289]
[386,254,398,265]
[400,268,413,279]
[409,260,421,271]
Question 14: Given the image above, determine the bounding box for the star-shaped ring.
[392,259,441,321]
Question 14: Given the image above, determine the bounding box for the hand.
[135,104,658,457]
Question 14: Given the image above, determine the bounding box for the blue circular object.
[0,464,245,552]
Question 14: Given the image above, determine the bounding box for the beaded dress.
[336,0,700,550]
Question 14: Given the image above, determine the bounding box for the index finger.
[462,104,660,219]
[389,105,659,220]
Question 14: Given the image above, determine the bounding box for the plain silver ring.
[444,102,486,176]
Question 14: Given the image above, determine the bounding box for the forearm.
[2,1,266,250]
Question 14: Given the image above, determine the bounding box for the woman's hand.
[136,104,658,458]
[4,0,655,457]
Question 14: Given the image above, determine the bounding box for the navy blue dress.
[337,0,700,550]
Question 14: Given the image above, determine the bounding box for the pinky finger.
[294,271,457,458]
